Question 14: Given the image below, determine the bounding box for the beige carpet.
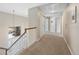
[20,34,71,55]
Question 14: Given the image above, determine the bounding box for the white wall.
[0,12,29,54]
[28,7,40,47]
[62,4,79,54]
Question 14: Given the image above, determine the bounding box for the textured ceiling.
[39,3,69,17]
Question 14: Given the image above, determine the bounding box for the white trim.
[63,37,73,55]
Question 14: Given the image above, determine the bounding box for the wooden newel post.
[25,29,27,33]
[5,49,8,55]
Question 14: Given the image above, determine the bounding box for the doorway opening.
[44,16,62,34]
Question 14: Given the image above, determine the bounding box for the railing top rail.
[25,27,37,30]
[0,27,37,51]
[0,47,8,50]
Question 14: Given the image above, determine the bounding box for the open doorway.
[44,16,62,34]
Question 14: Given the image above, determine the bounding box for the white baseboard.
[63,37,73,55]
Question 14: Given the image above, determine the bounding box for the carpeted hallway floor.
[19,34,71,55]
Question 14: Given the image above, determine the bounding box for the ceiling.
[0,3,45,17]
[39,3,69,17]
